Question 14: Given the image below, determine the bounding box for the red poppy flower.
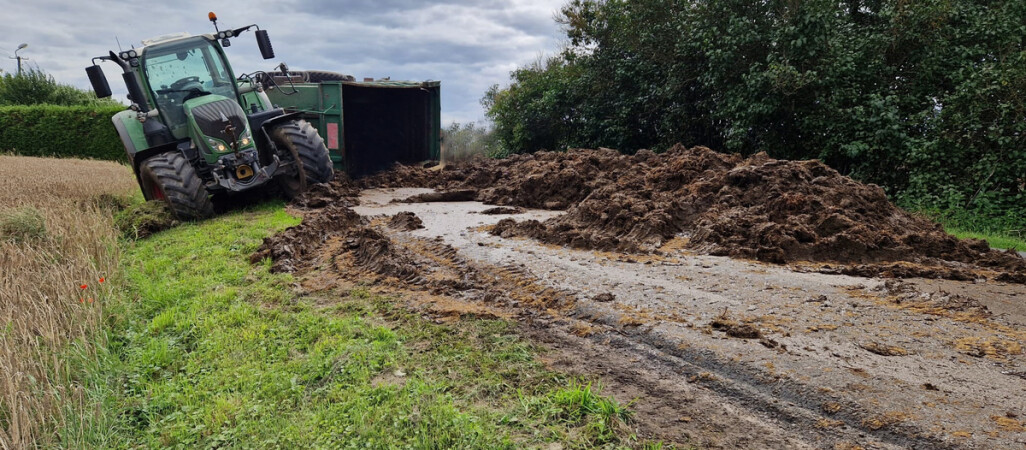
[87,298,94,304]
[79,298,84,304]
[79,284,88,290]
[99,277,105,283]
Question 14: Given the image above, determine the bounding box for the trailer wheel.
[139,152,214,220]
[270,119,334,199]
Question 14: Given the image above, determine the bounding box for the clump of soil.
[860,342,911,357]
[396,189,477,203]
[251,205,365,272]
[360,145,1026,280]
[114,201,178,239]
[292,175,361,208]
[480,206,524,215]
[710,313,762,339]
[344,227,421,281]
[388,211,424,231]
[874,280,991,319]
[252,199,422,281]
[816,263,978,282]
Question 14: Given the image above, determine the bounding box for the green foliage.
[484,56,585,154]
[0,69,126,161]
[79,204,644,448]
[0,69,119,107]
[0,104,126,161]
[442,121,499,160]
[0,206,46,242]
[486,0,1026,227]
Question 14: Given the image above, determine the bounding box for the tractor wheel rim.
[146,180,166,201]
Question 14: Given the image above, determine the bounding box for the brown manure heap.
[360,145,1025,278]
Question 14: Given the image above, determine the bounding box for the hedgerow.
[0,105,126,161]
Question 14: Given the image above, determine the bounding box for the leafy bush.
[0,105,126,161]
[0,68,126,161]
[0,69,119,107]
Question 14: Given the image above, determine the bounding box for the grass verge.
[88,202,645,448]
[944,228,1026,252]
[912,207,1026,251]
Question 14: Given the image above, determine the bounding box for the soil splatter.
[388,211,425,231]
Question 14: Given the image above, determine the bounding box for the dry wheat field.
[0,155,136,448]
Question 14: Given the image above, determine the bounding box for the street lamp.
[13,43,29,75]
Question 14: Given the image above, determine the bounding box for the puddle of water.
[354,188,564,242]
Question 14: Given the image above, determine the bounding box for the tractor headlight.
[238,130,253,148]
[207,138,230,153]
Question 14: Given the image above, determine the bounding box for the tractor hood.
[184,94,255,161]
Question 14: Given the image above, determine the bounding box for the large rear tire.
[139,152,214,221]
[270,119,334,199]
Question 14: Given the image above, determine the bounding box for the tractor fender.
[255,110,303,155]
[131,141,182,175]
[257,110,303,135]
[112,110,147,165]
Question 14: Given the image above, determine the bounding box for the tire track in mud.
[291,214,958,448]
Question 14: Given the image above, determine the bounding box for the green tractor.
[85,12,333,220]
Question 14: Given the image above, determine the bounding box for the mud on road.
[255,149,1026,448]
[362,146,1026,281]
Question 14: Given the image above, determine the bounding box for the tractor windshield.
[142,38,237,137]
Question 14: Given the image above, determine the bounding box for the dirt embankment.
[359,146,1025,279]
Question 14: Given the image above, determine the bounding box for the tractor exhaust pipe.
[108,52,152,113]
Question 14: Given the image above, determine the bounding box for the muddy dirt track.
[255,149,1026,448]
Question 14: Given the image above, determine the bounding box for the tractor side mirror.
[255,30,274,60]
[86,65,112,98]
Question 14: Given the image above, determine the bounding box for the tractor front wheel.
[139,152,214,220]
[270,119,334,199]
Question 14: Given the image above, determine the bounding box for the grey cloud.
[0,0,565,124]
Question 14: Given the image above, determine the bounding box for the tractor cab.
[138,36,239,139]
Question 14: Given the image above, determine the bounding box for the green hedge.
[0,105,127,161]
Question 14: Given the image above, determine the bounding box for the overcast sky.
[0,0,567,124]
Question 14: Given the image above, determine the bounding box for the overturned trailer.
[264,75,441,176]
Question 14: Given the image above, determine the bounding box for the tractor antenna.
[115,35,123,52]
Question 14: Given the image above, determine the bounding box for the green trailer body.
[264,80,441,176]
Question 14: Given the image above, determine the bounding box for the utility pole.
[11,43,29,75]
